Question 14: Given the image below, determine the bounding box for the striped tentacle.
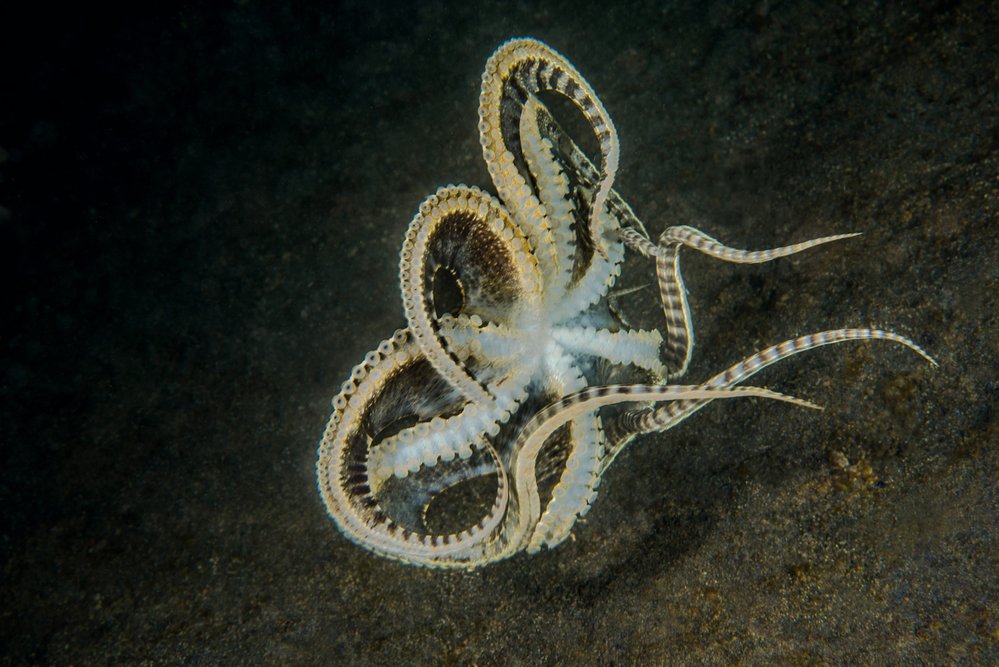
[654,226,861,378]
[655,242,695,377]
[522,344,607,552]
[364,438,513,569]
[659,225,862,264]
[546,141,652,319]
[618,225,659,257]
[604,189,652,245]
[484,52,641,321]
[596,222,696,377]
[506,383,820,555]
[627,328,937,437]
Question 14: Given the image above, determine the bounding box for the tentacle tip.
[743,385,822,411]
[820,231,863,244]
[905,341,939,368]
[783,394,824,411]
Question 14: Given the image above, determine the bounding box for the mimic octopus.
[315,38,936,568]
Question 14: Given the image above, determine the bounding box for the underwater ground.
[3,1,997,663]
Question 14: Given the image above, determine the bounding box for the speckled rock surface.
[3,1,996,664]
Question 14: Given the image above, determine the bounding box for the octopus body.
[315,39,935,568]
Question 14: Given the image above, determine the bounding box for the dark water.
[3,1,997,663]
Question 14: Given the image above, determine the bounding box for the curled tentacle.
[399,185,542,406]
[317,330,518,568]
[480,38,620,276]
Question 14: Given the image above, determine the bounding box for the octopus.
[315,38,936,568]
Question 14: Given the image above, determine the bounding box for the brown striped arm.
[619,328,936,441]
[621,224,863,378]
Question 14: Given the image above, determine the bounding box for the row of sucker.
[399,185,541,407]
[480,39,620,273]
[520,96,577,302]
[527,410,604,552]
[551,326,667,378]
[437,315,524,365]
[318,330,524,567]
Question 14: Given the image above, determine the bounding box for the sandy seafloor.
[2,1,997,664]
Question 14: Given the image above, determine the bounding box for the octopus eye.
[432,265,464,318]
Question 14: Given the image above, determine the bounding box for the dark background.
[3,1,996,663]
